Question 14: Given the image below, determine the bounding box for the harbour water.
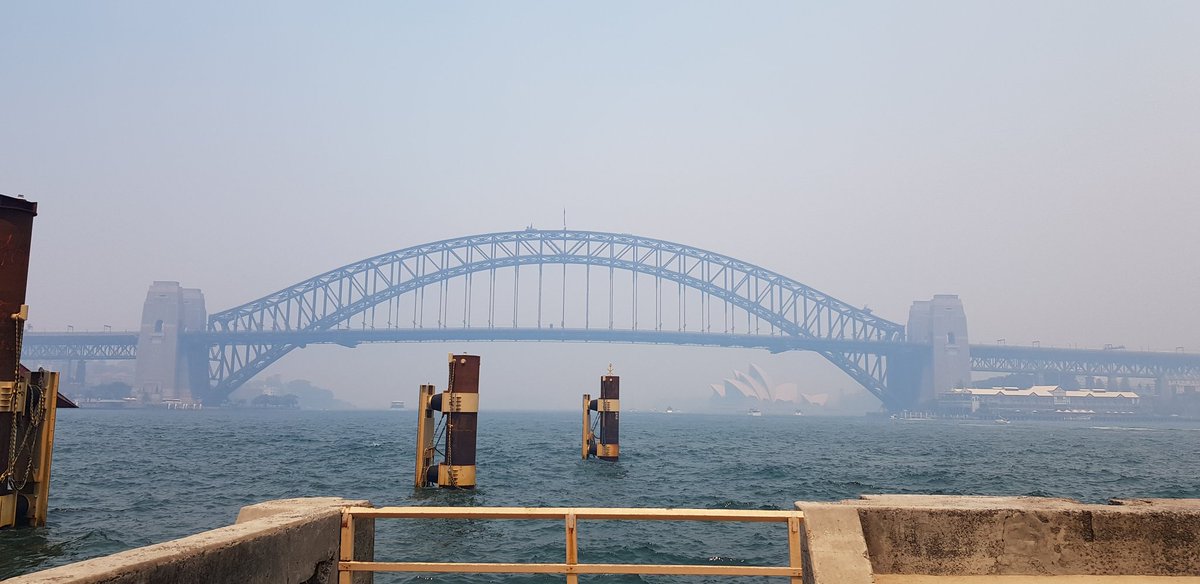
[2,409,1199,581]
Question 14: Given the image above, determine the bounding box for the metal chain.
[25,382,46,487]
[587,408,600,453]
[3,319,47,491]
[2,318,22,486]
[5,378,46,490]
[431,415,447,460]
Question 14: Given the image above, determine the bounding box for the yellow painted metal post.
[0,493,13,528]
[414,384,435,488]
[339,511,355,584]
[787,514,803,584]
[581,393,590,460]
[31,371,60,527]
[565,512,579,584]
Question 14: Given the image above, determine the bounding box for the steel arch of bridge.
[206,230,907,404]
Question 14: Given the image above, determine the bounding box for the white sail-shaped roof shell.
[724,378,757,400]
[734,370,771,402]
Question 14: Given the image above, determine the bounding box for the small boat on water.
[994,417,1010,424]
[748,409,763,417]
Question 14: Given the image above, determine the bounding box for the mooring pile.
[1,195,68,530]
[414,354,480,489]
[583,365,620,461]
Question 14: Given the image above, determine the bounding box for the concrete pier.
[10,494,1200,583]
[798,495,1200,583]
[6,497,373,584]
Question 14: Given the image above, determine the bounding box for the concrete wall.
[797,495,1200,583]
[7,497,373,584]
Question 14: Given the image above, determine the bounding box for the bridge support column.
[1154,375,1171,412]
[906,295,971,409]
[885,355,925,410]
[134,282,206,404]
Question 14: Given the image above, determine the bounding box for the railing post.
[332,506,804,580]
[787,514,803,584]
[565,512,579,584]
[339,510,355,584]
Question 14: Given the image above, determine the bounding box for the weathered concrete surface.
[7,497,373,584]
[876,577,1200,583]
[16,495,1200,583]
[796,503,874,584]
[797,495,1200,579]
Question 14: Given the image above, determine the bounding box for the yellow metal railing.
[339,506,805,583]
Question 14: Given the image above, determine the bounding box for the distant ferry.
[77,397,141,409]
[748,409,763,417]
[390,401,405,410]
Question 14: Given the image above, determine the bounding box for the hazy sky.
[3,2,1198,408]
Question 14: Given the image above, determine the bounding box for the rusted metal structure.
[414,354,479,489]
[1,194,66,529]
[583,365,620,461]
[0,196,36,381]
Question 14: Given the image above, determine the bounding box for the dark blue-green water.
[2,409,1199,581]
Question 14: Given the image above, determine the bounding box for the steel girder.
[970,344,1200,379]
[190,328,923,354]
[206,230,906,402]
[20,332,139,361]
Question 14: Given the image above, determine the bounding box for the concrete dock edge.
[796,502,876,584]
[797,495,1200,583]
[6,497,372,584]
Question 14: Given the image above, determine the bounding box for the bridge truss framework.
[205,230,906,405]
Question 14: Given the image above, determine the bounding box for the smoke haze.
[3,2,1197,408]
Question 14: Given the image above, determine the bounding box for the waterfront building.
[938,385,1142,418]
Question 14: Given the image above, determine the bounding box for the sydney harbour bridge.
[20,230,1200,410]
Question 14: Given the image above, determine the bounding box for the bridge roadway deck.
[19,330,1200,379]
[23,332,138,344]
[185,328,925,355]
[969,343,1200,377]
[20,332,139,360]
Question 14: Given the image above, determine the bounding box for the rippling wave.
[2,409,1199,580]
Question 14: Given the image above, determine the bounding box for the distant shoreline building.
[937,385,1142,418]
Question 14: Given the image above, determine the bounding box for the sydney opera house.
[709,364,828,413]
